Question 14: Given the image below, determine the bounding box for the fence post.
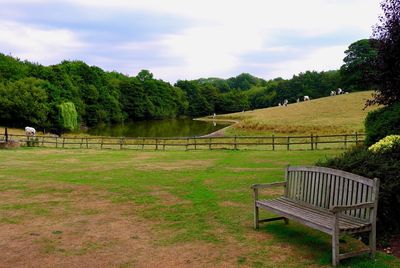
[155,138,158,150]
[311,134,314,150]
[287,137,290,151]
[100,138,103,149]
[234,136,237,150]
[272,134,275,151]
[315,135,318,150]
[355,132,359,145]
[42,136,45,147]
[80,138,83,149]
[194,137,197,150]
[62,138,65,148]
[209,138,212,150]
[56,137,58,148]
[163,139,166,150]
[344,134,347,149]
[120,138,123,150]
[86,138,89,149]
[5,127,8,142]
[142,138,145,150]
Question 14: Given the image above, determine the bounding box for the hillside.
[217,91,379,135]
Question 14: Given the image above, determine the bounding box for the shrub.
[364,102,400,146]
[368,135,400,154]
[317,145,400,240]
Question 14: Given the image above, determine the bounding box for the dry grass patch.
[218,91,379,135]
[134,159,216,171]
[0,181,265,268]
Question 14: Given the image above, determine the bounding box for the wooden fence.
[0,133,365,151]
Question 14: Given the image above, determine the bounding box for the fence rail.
[0,133,365,151]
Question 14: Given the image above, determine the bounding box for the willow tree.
[58,102,78,131]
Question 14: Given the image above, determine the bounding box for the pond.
[81,118,230,137]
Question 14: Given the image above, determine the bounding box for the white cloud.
[0,20,85,64]
[266,45,347,79]
[0,0,382,81]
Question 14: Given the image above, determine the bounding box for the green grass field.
[0,148,398,267]
[215,91,379,136]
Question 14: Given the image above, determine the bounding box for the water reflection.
[82,118,229,137]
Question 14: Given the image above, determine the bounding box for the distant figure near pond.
[25,127,36,136]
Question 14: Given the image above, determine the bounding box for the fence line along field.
[214,91,379,136]
[1,132,365,151]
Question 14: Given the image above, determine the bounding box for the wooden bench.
[252,166,379,266]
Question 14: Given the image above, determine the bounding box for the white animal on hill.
[304,95,310,101]
[283,99,288,106]
[296,98,300,103]
[330,90,336,96]
[25,126,36,136]
[337,88,343,95]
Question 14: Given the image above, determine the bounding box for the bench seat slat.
[256,198,371,233]
[265,198,364,230]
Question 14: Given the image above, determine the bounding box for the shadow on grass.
[261,222,397,267]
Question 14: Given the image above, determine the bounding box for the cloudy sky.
[0,0,381,83]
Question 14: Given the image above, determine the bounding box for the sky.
[0,0,382,83]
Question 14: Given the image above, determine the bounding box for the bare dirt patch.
[219,201,247,208]
[0,182,258,267]
[228,167,281,172]
[149,187,191,206]
[135,159,215,171]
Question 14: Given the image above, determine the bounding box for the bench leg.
[369,229,376,258]
[332,232,340,267]
[254,205,259,229]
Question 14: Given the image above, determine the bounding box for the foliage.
[340,39,379,91]
[368,135,400,153]
[58,102,78,131]
[368,0,400,105]
[318,145,400,239]
[364,102,400,145]
[0,77,49,127]
[0,47,370,132]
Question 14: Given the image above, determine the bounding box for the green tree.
[368,0,400,105]
[58,102,78,131]
[0,78,49,127]
[340,39,379,91]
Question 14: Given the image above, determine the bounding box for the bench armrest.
[329,202,375,213]
[251,181,286,189]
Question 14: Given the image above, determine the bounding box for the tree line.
[0,38,378,133]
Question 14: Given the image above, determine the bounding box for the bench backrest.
[285,166,379,221]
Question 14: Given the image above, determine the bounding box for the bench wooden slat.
[252,165,379,266]
[257,198,370,232]
[287,166,374,186]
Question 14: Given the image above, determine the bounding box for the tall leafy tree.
[340,39,379,91]
[368,0,400,105]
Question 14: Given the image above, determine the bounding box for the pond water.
[82,118,230,137]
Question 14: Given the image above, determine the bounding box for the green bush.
[317,145,400,240]
[368,135,400,154]
[365,103,400,146]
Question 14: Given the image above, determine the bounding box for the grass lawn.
[215,91,379,136]
[0,148,398,267]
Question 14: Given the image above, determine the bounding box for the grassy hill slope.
[217,91,379,135]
